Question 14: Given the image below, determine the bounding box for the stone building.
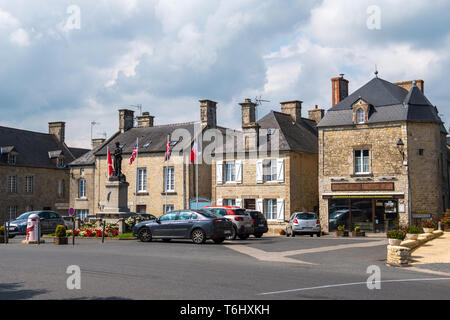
[212,99,321,233]
[0,122,88,224]
[69,101,227,217]
[317,75,448,233]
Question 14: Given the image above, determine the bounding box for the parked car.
[133,210,233,244]
[286,212,321,237]
[62,216,74,230]
[8,211,65,237]
[203,206,254,240]
[247,210,268,238]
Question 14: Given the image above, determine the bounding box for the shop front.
[325,195,403,233]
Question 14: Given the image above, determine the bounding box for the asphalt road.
[1,235,449,300]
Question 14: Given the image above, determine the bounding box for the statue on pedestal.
[112,142,126,182]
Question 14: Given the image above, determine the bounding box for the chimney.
[280,100,302,123]
[308,105,325,124]
[119,109,134,133]
[331,74,349,106]
[92,138,106,149]
[239,98,258,128]
[394,80,424,93]
[200,100,217,128]
[137,112,154,128]
[49,122,66,143]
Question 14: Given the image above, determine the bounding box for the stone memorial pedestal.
[97,178,133,225]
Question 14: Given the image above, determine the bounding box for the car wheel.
[291,230,296,237]
[310,234,314,237]
[226,226,237,240]
[238,234,249,240]
[317,232,321,237]
[254,233,263,238]
[213,238,225,244]
[191,228,206,244]
[138,228,152,242]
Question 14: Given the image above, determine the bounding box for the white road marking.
[406,267,450,277]
[260,277,450,295]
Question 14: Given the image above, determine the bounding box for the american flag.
[129,139,139,165]
[165,135,171,162]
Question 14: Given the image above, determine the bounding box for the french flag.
[129,139,139,165]
[190,139,202,164]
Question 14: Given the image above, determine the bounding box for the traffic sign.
[69,208,75,216]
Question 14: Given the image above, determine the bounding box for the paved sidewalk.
[409,231,450,276]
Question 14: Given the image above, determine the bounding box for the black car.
[8,211,65,237]
[133,210,233,244]
[247,210,268,238]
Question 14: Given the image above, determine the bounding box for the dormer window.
[8,153,17,165]
[57,156,66,168]
[356,109,365,124]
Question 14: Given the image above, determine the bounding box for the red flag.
[129,139,138,165]
[165,136,171,162]
[107,147,113,176]
[190,139,202,164]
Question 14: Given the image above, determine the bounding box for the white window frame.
[164,167,175,192]
[164,204,174,214]
[25,176,34,194]
[216,161,223,185]
[264,199,277,221]
[137,168,147,192]
[354,149,370,174]
[8,176,17,193]
[223,199,236,206]
[263,159,278,182]
[356,109,365,124]
[78,178,86,198]
[225,161,236,183]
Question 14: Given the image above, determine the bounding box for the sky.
[1,0,449,148]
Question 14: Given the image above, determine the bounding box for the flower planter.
[406,233,419,241]
[389,239,402,246]
[54,237,68,245]
[336,230,349,237]
[352,231,365,237]
[444,225,450,232]
[423,228,435,234]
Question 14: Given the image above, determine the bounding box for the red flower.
[74,230,80,236]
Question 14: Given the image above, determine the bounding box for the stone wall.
[69,166,96,214]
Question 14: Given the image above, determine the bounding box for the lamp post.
[397,138,411,225]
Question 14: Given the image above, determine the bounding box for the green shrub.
[387,230,406,240]
[405,225,420,234]
[354,226,361,232]
[55,225,67,238]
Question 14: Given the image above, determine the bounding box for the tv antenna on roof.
[130,104,143,116]
[254,96,270,121]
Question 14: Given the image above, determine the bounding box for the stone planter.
[336,230,349,237]
[423,228,435,234]
[444,224,450,232]
[389,239,402,246]
[54,237,68,245]
[352,231,366,237]
[406,233,419,240]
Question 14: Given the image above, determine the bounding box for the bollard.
[3,222,7,244]
[72,217,75,246]
[102,220,106,244]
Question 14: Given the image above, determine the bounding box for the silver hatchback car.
[286,212,321,237]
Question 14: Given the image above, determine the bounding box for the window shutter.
[235,160,243,184]
[276,198,285,222]
[216,161,223,185]
[217,198,223,206]
[256,198,263,213]
[277,159,285,182]
[256,160,263,184]
[236,198,242,208]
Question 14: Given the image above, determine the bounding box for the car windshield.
[15,212,33,220]
[295,213,317,220]
[329,211,347,219]
[196,210,222,219]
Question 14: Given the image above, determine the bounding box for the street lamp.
[397,139,407,166]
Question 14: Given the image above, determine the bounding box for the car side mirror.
[156,218,161,224]
[284,220,290,223]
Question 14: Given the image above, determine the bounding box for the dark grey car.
[8,211,65,237]
[133,210,233,244]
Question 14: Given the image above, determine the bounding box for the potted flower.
[0,226,5,244]
[441,217,450,232]
[387,230,405,246]
[404,225,420,240]
[336,225,349,237]
[54,225,68,245]
[352,226,365,237]
[422,220,436,233]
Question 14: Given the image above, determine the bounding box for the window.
[137,168,147,192]
[225,162,236,183]
[356,109,365,124]
[163,205,174,214]
[78,179,86,198]
[57,157,65,168]
[25,176,34,194]
[58,180,64,198]
[264,199,277,220]
[223,199,236,206]
[8,176,17,193]
[418,149,424,156]
[8,206,18,219]
[160,211,177,221]
[263,159,277,182]
[164,167,175,192]
[75,209,89,221]
[354,150,370,174]
[8,154,16,165]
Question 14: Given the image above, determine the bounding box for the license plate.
[224,231,231,235]
[302,227,312,230]
[258,224,264,227]
[9,227,15,231]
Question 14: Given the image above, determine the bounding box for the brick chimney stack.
[394,80,424,93]
[200,99,217,128]
[137,112,154,128]
[239,99,259,151]
[280,100,302,123]
[331,74,349,107]
[119,109,134,133]
[49,122,66,143]
[240,98,258,128]
[92,138,106,149]
[308,105,325,124]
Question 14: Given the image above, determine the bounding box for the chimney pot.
[49,122,66,143]
[308,106,325,124]
[137,112,154,128]
[331,75,349,107]
[280,100,302,123]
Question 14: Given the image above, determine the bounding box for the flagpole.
[196,144,199,210]
[165,135,168,213]
[134,138,139,213]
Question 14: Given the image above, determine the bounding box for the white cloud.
[9,28,30,46]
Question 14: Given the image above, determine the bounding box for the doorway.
[244,199,256,210]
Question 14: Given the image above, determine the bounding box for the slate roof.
[0,126,89,169]
[95,122,198,157]
[318,77,444,129]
